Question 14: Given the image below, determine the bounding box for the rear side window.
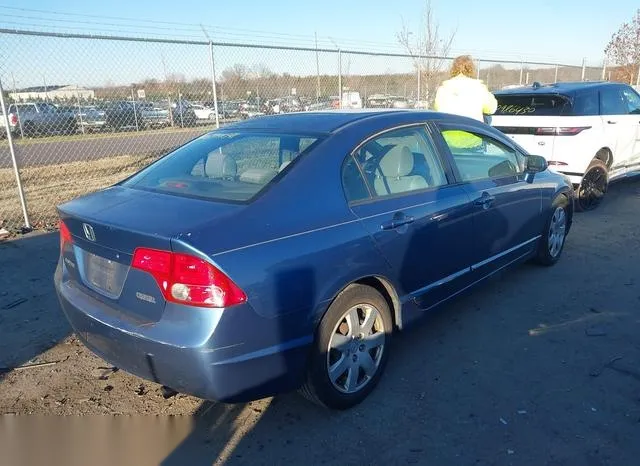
[123,131,320,202]
[495,94,572,116]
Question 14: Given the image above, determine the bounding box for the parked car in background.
[341,91,363,109]
[7,102,77,136]
[191,104,217,121]
[104,101,142,132]
[170,100,198,127]
[367,94,389,108]
[76,106,107,132]
[389,96,410,109]
[239,103,264,119]
[0,108,17,138]
[138,102,171,129]
[55,109,573,410]
[492,81,640,211]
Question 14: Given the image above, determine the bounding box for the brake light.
[9,113,18,126]
[59,220,73,249]
[535,126,591,136]
[131,248,246,308]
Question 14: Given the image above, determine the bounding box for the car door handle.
[380,215,415,230]
[474,193,495,208]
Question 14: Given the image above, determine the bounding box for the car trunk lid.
[58,186,241,322]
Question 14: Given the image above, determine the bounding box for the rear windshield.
[495,94,573,116]
[122,131,320,202]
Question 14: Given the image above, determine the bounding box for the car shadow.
[0,232,71,381]
[161,266,318,465]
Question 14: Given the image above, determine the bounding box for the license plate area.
[83,251,127,298]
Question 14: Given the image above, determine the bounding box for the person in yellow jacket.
[433,55,497,149]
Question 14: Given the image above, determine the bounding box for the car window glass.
[621,88,640,114]
[353,126,448,198]
[342,155,370,202]
[440,129,522,181]
[573,92,599,116]
[123,132,320,202]
[600,88,627,115]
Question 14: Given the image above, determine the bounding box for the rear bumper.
[54,263,312,403]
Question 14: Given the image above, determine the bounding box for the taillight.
[9,113,18,126]
[59,220,73,250]
[535,126,591,136]
[131,248,246,308]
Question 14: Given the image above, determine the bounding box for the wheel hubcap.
[548,206,566,258]
[578,167,607,210]
[327,304,385,394]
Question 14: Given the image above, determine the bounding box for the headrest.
[379,145,414,177]
[205,152,237,179]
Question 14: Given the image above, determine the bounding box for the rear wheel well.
[354,276,401,331]
[595,148,613,168]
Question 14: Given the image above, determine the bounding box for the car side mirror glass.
[526,155,548,173]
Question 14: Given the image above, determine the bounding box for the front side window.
[123,131,320,202]
[600,87,627,115]
[440,129,523,181]
[621,88,640,114]
[351,126,448,198]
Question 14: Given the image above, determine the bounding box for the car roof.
[222,109,431,134]
[495,81,624,96]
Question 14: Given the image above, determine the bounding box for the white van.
[341,92,362,109]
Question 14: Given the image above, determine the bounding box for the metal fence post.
[581,58,586,81]
[417,60,421,103]
[519,60,523,85]
[602,60,607,81]
[0,77,31,230]
[477,60,481,79]
[636,64,640,87]
[130,88,139,132]
[208,41,220,129]
[554,64,559,83]
[338,48,342,109]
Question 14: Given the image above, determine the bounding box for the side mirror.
[524,154,547,183]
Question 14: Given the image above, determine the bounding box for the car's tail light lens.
[59,220,73,249]
[9,113,18,126]
[535,126,591,136]
[132,248,246,308]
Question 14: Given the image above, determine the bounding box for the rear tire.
[534,195,569,266]
[576,159,608,212]
[300,284,392,410]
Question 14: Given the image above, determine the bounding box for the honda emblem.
[82,223,96,242]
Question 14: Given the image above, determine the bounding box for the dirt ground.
[1,179,640,465]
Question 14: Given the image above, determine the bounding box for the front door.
[599,86,637,172]
[344,124,475,309]
[619,86,640,172]
[434,125,543,275]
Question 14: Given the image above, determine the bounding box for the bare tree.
[396,0,456,104]
[605,9,640,84]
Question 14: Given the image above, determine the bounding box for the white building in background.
[9,85,95,102]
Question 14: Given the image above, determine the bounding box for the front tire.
[301,284,393,410]
[576,159,608,212]
[534,195,569,266]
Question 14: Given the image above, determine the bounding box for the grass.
[0,152,162,231]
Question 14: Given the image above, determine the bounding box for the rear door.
[599,86,636,170]
[433,122,543,276]
[344,124,475,309]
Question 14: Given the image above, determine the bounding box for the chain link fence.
[0,29,609,233]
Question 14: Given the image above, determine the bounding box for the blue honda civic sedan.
[55,110,574,409]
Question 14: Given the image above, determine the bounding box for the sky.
[0,0,637,88]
